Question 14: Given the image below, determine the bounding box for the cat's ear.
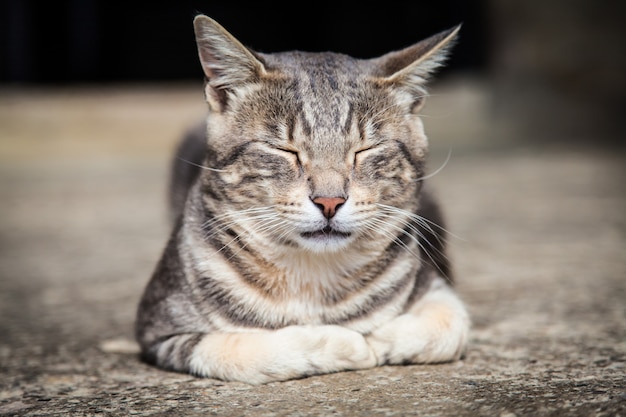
[372,25,461,112]
[193,15,267,112]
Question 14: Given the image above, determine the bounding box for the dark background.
[1,0,625,144]
[1,0,486,84]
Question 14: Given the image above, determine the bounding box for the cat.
[135,14,469,384]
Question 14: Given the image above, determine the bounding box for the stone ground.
[0,80,624,416]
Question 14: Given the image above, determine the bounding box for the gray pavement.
[0,84,624,416]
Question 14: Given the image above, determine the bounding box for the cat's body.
[136,15,469,384]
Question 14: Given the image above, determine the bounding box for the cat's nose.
[312,197,346,219]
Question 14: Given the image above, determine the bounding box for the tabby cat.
[135,14,469,384]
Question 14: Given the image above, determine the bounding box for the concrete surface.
[0,82,624,416]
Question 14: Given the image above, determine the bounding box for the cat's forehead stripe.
[299,97,356,138]
[286,113,296,143]
[342,102,354,136]
[298,110,312,137]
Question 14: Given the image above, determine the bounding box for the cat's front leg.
[179,325,376,384]
[365,277,469,365]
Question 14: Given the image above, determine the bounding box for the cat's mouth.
[300,226,352,240]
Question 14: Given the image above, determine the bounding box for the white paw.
[190,325,377,384]
[277,325,377,372]
[365,279,470,365]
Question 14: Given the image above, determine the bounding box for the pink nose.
[312,197,346,219]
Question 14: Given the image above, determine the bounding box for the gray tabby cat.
[136,14,469,384]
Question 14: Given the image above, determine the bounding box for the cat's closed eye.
[275,147,302,167]
[353,146,379,166]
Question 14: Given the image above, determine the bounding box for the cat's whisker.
[379,212,446,256]
[272,223,300,246]
[414,148,452,183]
[253,217,291,237]
[375,203,464,242]
[201,206,276,229]
[367,210,453,282]
[363,217,424,263]
[377,208,449,250]
[368,216,422,253]
[206,208,295,260]
[379,213,451,269]
[177,157,229,173]
[230,218,297,260]
[210,212,280,239]
[221,222,281,261]
[201,209,279,241]
[200,207,279,252]
[412,214,466,243]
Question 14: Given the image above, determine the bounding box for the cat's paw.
[188,325,376,384]
[365,279,469,365]
[277,324,377,373]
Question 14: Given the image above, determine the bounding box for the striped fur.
[135,15,469,384]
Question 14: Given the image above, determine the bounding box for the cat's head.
[192,15,459,254]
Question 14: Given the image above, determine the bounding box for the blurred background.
[1,0,625,146]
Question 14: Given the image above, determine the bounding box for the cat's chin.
[297,227,354,253]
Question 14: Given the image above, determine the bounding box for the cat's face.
[194,16,458,253]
